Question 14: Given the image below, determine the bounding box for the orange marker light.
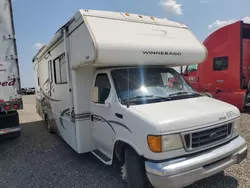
[147,135,162,152]
[125,13,130,16]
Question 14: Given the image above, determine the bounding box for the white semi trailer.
[0,0,22,138]
[32,10,247,188]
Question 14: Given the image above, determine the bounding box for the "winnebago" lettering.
[143,51,182,56]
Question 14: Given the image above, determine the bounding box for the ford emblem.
[210,133,217,139]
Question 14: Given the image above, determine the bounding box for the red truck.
[182,21,250,111]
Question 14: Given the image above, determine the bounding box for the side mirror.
[92,87,99,103]
[105,101,111,108]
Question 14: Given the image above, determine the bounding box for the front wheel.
[124,147,152,188]
[44,114,54,134]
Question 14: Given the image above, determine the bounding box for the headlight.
[233,117,241,136]
[147,134,183,153]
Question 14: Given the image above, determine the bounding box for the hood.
[130,96,240,133]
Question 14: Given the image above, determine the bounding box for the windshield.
[111,67,200,105]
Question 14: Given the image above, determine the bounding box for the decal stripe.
[109,120,132,133]
[59,110,132,134]
[93,114,116,135]
[59,108,70,130]
[74,113,132,134]
[40,89,61,102]
[40,78,61,102]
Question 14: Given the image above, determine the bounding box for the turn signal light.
[4,105,11,111]
[125,13,130,16]
[147,135,162,152]
[13,104,19,109]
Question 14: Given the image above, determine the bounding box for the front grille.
[183,123,233,151]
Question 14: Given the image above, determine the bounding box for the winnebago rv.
[0,0,22,139]
[32,10,247,188]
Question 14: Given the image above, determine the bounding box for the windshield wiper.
[124,95,170,102]
[169,91,200,97]
[169,91,189,96]
[124,95,154,101]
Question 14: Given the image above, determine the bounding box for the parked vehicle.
[182,21,250,111]
[32,10,247,188]
[25,87,35,95]
[0,0,23,139]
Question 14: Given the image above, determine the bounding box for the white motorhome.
[0,0,22,138]
[32,10,247,188]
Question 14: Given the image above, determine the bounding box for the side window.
[94,73,111,104]
[213,57,228,71]
[38,77,40,86]
[37,68,40,86]
[243,28,250,39]
[48,60,53,83]
[53,53,67,84]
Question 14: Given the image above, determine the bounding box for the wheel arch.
[112,138,143,164]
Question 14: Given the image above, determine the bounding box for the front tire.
[44,114,54,134]
[124,147,151,188]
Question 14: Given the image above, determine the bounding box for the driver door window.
[94,73,111,104]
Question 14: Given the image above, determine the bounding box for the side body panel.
[0,0,22,109]
[242,24,250,89]
[36,39,77,151]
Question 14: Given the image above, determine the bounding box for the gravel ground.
[0,95,249,188]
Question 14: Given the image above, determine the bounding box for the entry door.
[91,73,115,157]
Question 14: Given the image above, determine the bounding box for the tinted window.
[213,57,228,71]
[243,28,250,39]
[94,73,111,104]
[38,77,40,86]
[48,60,53,83]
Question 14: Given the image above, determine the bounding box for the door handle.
[115,113,123,119]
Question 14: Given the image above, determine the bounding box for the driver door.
[91,73,115,161]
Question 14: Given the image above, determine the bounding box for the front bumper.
[145,136,247,188]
